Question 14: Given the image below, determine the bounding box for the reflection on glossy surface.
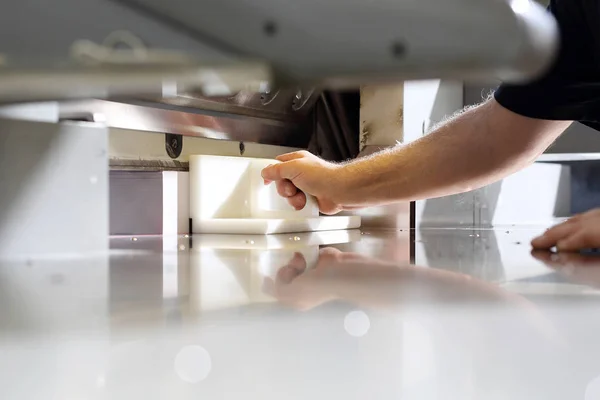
[174,345,212,384]
[586,374,600,400]
[343,310,371,337]
[532,250,600,289]
[2,228,600,399]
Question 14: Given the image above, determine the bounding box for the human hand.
[261,151,355,215]
[531,209,600,252]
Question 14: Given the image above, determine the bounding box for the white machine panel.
[0,118,108,259]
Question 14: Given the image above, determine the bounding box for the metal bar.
[60,99,312,148]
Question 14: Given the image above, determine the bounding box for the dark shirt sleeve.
[494,0,600,124]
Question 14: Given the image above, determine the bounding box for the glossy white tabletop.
[2,228,600,400]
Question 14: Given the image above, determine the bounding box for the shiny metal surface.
[135,87,320,121]
[60,100,312,148]
[3,227,600,399]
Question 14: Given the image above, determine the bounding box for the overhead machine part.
[0,0,558,102]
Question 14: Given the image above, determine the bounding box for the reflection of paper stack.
[189,230,361,311]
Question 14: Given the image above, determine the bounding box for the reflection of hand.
[532,209,600,252]
[263,247,537,312]
[262,248,354,311]
[531,250,600,288]
[264,248,558,352]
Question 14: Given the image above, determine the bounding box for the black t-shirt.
[494,0,600,131]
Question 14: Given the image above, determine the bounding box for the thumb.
[261,161,300,182]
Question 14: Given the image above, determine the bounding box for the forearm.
[342,99,571,206]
